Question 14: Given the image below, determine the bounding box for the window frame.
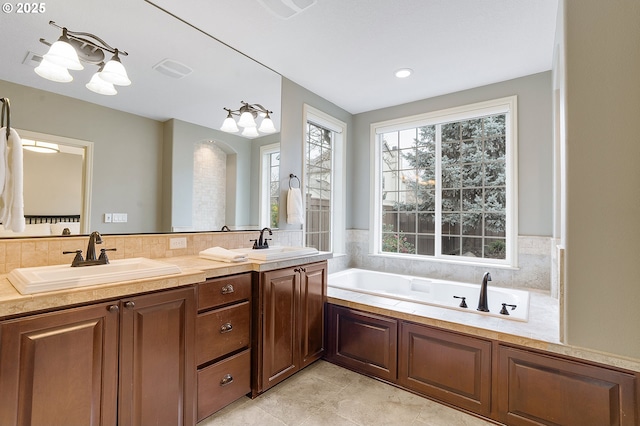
[370,96,518,267]
[303,104,346,254]
[259,142,280,228]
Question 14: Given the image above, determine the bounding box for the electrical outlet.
[104,213,112,223]
[170,237,187,250]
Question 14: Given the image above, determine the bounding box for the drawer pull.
[220,323,233,333]
[220,374,234,386]
[221,284,235,294]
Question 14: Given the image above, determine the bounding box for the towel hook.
[289,173,301,189]
[0,98,10,139]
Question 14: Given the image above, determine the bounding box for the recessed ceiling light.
[395,68,413,79]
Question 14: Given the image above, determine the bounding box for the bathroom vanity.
[0,251,330,426]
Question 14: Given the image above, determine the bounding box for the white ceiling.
[0,0,558,130]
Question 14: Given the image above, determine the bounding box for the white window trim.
[259,142,280,228]
[370,96,519,267]
[302,104,347,254]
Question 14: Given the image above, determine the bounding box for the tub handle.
[500,303,517,315]
[453,296,467,308]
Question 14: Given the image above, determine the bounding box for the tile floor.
[197,360,496,426]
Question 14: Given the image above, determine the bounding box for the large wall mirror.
[0,0,281,238]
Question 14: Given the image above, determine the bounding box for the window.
[259,143,280,228]
[303,105,346,253]
[373,97,517,265]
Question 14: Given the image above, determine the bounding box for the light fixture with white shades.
[220,101,277,137]
[35,21,130,95]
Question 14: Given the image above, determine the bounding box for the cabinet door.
[326,304,398,382]
[497,345,637,426]
[261,267,300,391]
[118,287,196,426]
[0,301,119,426]
[299,262,327,368]
[398,322,492,417]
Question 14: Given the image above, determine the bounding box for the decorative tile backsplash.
[0,230,303,274]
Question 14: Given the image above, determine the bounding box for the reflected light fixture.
[22,139,60,154]
[36,21,130,95]
[220,101,277,136]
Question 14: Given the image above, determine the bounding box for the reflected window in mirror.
[303,105,346,253]
[0,129,92,238]
[260,143,280,228]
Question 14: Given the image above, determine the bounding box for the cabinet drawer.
[197,349,251,421]
[196,301,250,365]
[198,273,251,311]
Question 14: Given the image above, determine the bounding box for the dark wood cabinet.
[0,286,196,426]
[118,287,196,426]
[398,321,492,416]
[326,303,639,425]
[0,301,119,426]
[497,345,637,426]
[326,304,398,382]
[196,273,251,421]
[255,261,327,395]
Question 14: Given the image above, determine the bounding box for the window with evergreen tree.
[376,97,516,264]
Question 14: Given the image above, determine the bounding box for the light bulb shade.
[241,126,259,138]
[258,116,277,134]
[237,111,257,128]
[221,116,239,133]
[44,39,84,70]
[86,73,117,95]
[22,139,60,153]
[35,57,73,82]
[100,55,131,86]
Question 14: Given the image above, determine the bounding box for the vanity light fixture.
[35,21,130,95]
[22,139,60,154]
[220,101,277,136]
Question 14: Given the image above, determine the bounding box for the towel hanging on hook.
[289,173,301,189]
[0,98,10,139]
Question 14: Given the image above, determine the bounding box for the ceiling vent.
[23,51,43,68]
[152,59,193,79]
[258,0,316,19]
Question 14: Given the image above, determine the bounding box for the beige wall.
[560,0,640,359]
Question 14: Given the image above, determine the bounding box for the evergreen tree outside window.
[375,97,517,265]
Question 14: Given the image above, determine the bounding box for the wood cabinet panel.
[196,301,251,365]
[261,267,299,389]
[326,304,398,382]
[0,302,119,426]
[198,274,252,311]
[497,345,637,426]
[197,349,251,421]
[118,287,196,426]
[398,322,491,416]
[299,262,326,368]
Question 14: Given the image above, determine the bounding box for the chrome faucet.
[253,227,273,249]
[477,272,492,312]
[63,231,116,267]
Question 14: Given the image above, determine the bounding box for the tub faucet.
[477,272,492,312]
[253,227,273,249]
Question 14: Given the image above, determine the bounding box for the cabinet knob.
[108,304,119,313]
[220,322,233,333]
[221,284,235,295]
[220,374,234,386]
[124,301,135,309]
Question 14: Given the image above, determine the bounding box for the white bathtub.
[328,268,530,322]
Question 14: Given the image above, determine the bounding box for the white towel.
[199,246,248,263]
[287,187,304,225]
[0,127,25,233]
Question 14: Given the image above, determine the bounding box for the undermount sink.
[8,258,182,295]
[231,246,319,261]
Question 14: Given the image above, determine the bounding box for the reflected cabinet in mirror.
[0,0,281,238]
